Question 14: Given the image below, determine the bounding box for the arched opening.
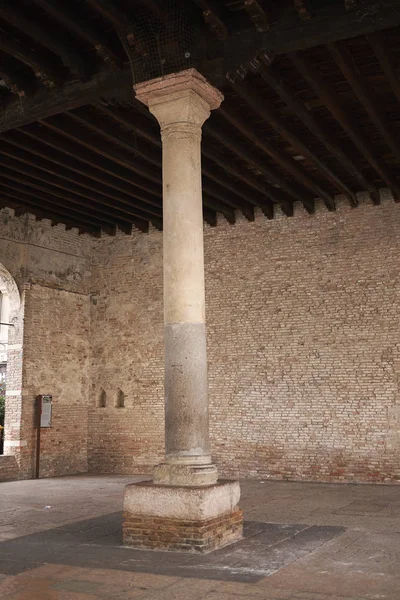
[116,389,125,408]
[0,264,21,456]
[99,389,107,408]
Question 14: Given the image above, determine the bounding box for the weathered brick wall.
[89,193,400,483]
[0,209,92,480]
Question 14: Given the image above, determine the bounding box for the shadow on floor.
[0,512,344,583]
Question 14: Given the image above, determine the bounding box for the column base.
[153,461,218,486]
[123,480,242,554]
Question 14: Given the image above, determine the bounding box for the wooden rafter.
[0,189,103,235]
[85,0,130,29]
[367,33,400,107]
[0,164,158,224]
[289,51,400,203]
[39,115,161,185]
[34,0,119,68]
[0,153,159,222]
[0,129,161,202]
[219,105,318,212]
[205,122,313,210]
[230,77,341,209]
[328,41,400,165]
[0,65,132,133]
[191,0,228,39]
[0,1,86,79]
[257,58,379,205]
[0,31,60,88]
[243,0,269,32]
[293,0,311,20]
[0,175,125,233]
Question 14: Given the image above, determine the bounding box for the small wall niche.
[99,389,107,408]
[116,388,125,408]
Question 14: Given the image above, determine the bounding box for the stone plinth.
[123,480,243,553]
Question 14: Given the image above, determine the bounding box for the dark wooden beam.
[244,0,269,32]
[0,66,132,133]
[205,123,314,210]
[220,103,333,211]
[229,78,338,209]
[220,0,400,66]
[0,142,159,215]
[1,0,399,132]
[290,51,400,203]
[0,186,108,234]
[0,154,161,220]
[38,115,161,185]
[0,68,27,97]
[257,57,380,205]
[367,33,400,107]
[0,1,87,78]
[203,207,218,226]
[1,128,161,201]
[293,0,311,20]
[0,31,60,88]
[0,165,159,225]
[328,41,400,166]
[0,177,120,232]
[34,0,119,67]
[192,0,228,39]
[67,109,161,169]
[86,0,130,28]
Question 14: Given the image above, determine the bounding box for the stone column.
[134,69,222,487]
[123,69,242,554]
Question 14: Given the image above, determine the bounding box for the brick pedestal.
[123,509,243,553]
[123,480,243,553]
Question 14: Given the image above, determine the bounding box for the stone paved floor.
[1,474,399,599]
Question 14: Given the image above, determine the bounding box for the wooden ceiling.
[1,0,400,235]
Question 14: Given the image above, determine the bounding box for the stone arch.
[0,263,24,460]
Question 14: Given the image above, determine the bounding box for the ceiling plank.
[0,154,161,220]
[257,58,379,205]
[0,185,110,234]
[220,103,330,212]
[329,41,400,165]
[0,31,60,87]
[0,66,132,133]
[205,123,316,210]
[34,0,119,67]
[367,32,400,107]
[0,129,161,201]
[229,78,337,209]
[0,165,159,223]
[38,115,161,185]
[290,51,400,202]
[0,0,87,78]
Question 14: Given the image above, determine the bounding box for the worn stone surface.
[124,480,241,520]
[1,475,400,599]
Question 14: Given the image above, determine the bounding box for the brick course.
[2,193,400,484]
[123,509,243,553]
[89,192,400,484]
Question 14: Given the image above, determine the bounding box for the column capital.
[134,68,224,131]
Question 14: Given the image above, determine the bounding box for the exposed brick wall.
[2,193,400,484]
[0,209,92,480]
[89,193,400,483]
